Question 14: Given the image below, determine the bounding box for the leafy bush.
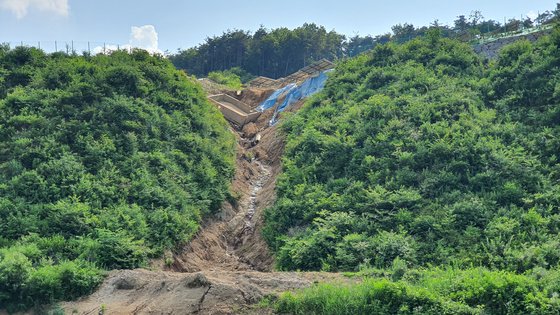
[207,69,243,89]
[276,267,560,315]
[0,48,235,310]
[265,26,560,274]
[225,67,255,83]
[276,278,476,315]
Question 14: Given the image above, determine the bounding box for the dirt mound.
[242,122,259,138]
[227,88,274,109]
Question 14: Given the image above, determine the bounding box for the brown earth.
[60,269,353,315]
[58,89,337,315]
[157,86,279,274]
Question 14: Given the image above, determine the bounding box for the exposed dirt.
[227,88,273,108]
[60,269,353,315]
[58,89,329,315]
[242,123,258,138]
[154,87,279,273]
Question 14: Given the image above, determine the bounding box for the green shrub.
[207,70,243,89]
[265,25,560,274]
[276,278,478,315]
[0,245,104,311]
[276,267,560,315]
[0,47,235,310]
[93,229,148,269]
[225,67,255,83]
[0,250,32,308]
[370,231,417,268]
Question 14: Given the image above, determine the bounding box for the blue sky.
[0,0,557,53]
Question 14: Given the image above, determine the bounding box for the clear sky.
[0,0,557,53]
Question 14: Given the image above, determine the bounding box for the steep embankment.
[0,47,237,313]
[263,27,560,274]
[262,28,560,315]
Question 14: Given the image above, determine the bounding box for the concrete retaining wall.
[473,29,552,59]
[208,94,261,126]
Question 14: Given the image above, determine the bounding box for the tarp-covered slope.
[258,70,333,124]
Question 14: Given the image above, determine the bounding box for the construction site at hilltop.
[58,61,345,315]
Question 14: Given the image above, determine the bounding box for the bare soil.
[58,89,338,315]
[60,269,352,315]
[155,86,279,273]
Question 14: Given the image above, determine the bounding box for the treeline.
[392,5,559,43]
[0,46,235,311]
[170,23,345,79]
[170,5,560,79]
[168,23,382,79]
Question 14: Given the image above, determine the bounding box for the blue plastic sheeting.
[256,83,297,112]
[257,69,333,115]
[277,69,332,113]
[267,69,332,125]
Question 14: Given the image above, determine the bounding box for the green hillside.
[0,47,235,311]
[267,26,560,313]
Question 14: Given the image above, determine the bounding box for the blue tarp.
[258,69,332,125]
[277,69,332,113]
[256,83,297,111]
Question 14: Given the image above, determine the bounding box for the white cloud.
[94,25,163,55]
[0,0,69,19]
[527,10,538,21]
[130,25,160,54]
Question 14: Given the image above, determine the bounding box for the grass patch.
[275,267,560,315]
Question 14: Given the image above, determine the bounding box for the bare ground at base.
[60,269,353,315]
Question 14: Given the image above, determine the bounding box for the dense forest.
[170,7,559,79]
[265,25,560,313]
[170,24,346,79]
[0,47,235,311]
